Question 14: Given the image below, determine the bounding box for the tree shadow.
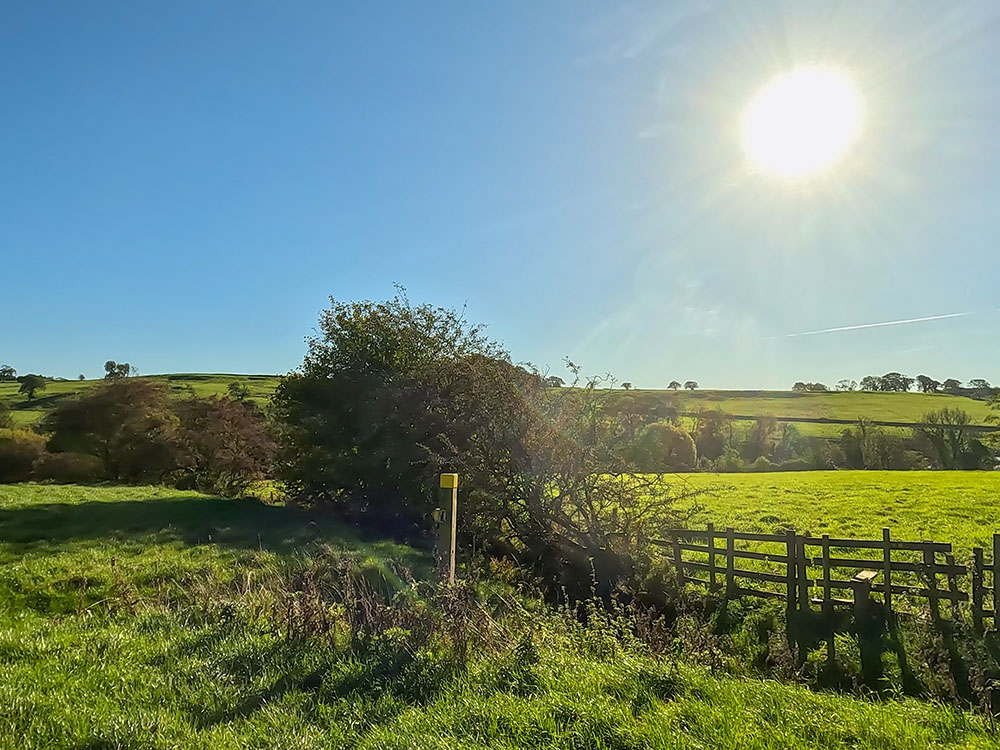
[0,495,351,553]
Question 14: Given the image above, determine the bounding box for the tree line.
[791,373,995,395]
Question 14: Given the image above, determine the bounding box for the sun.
[741,66,863,181]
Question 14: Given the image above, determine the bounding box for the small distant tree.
[792,382,807,392]
[915,375,941,393]
[78,374,86,381]
[684,380,698,390]
[104,361,136,379]
[835,379,857,391]
[941,378,962,393]
[968,378,992,390]
[621,382,632,391]
[793,382,828,393]
[913,408,984,469]
[543,375,565,388]
[668,380,682,391]
[859,375,879,391]
[693,410,727,461]
[0,365,16,382]
[0,402,11,429]
[17,374,46,401]
[632,421,696,471]
[879,372,914,392]
[227,381,251,402]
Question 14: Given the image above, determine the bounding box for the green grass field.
[0,373,282,426]
[2,376,994,433]
[673,471,1000,557]
[2,482,997,748]
[639,389,995,423]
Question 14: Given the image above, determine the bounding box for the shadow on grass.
[0,495,352,553]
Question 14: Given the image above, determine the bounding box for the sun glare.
[741,66,862,181]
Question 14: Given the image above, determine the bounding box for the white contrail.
[785,312,968,338]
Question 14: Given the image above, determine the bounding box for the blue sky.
[3,1,999,388]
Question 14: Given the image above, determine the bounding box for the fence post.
[821,533,834,668]
[725,527,735,597]
[973,547,985,634]
[785,529,796,609]
[672,532,684,587]
[923,547,940,622]
[944,553,961,621]
[882,527,892,612]
[435,473,458,584]
[707,522,717,591]
[797,534,809,611]
[993,534,1000,630]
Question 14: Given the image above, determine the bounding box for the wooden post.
[924,548,940,622]
[882,527,892,612]
[973,547,985,633]
[993,534,1000,630]
[726,527,735,597]
[671,532,684,587]
[785,529,796,609]
[707,522,717,591]
[851,570,877,620]
[821,534,832,614]
[796,534,809,611]
[435,473,458,584]
[944,553,961,621]
[821,533,834,668]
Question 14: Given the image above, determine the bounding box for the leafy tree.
[104,360,136,379]
[272,291,692,598]
[668,380,682,391]
[78,374,85,381]
[43,379,179,483]
[968,378,992,390]
[543,375,564,387]
[175,396,276,495]
[916,375,941,393]
[693,410,727,461]
[743,416,778,462]
[17,374,46,401]
[840,419,913,470]
[941,378,962,392]
[913,408,986,469]
[878,372,914,392]
[227,381,251,402]
[859,375,879,391]
[621,382,632,391]
[632,421,696,471]
[684,380,698,390]
[0,365,15,382]
[792,382,828,393]
[835,379,857,391]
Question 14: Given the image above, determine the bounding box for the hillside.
[1,484,994,748]
[0,373,282,427]
[2,376,994,436]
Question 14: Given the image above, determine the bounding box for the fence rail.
[653,525,1000,629]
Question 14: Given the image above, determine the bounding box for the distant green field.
[0,373,282,426]
[672,470,1000,556]
[635,388,994,423]
[1,483,995,749]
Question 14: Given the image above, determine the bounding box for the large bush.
[174,397,276,496]
[43,379,180,483]
[273,292,691,599]
[632,421,696,471]
[32,451,105,483]
[0,430,46,483]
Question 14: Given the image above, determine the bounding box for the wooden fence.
[652,524,999,630]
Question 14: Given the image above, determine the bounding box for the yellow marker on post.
[436,473,458,583]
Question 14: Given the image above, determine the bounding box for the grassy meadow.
[673,470,1000,556]
[2,483,998,748]
[0,373,281,427]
